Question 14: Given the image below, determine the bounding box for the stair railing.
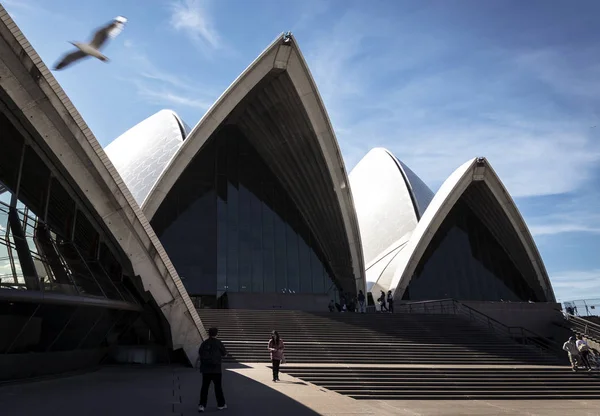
[397,299,563,358]
[562,311,600,343]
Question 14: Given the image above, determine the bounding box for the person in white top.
[575,335,592,371]
[562,336,581,371]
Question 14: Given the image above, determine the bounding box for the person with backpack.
[576,335,593,371]
[268,330,285,382]
[198,327,228,412]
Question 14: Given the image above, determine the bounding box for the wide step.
[280,366,600,400]
[198,308,574,399]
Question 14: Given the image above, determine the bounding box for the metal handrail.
[562,312,600,342]
[397,299,562,356]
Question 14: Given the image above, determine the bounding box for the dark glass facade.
[402,198,544,302]
[152,125,337,298]
[0,113,133,301]
[0,108,167,380]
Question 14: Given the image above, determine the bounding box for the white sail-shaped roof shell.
[141,34,366,295]
[104,110,188,206]
[349,148,433,293]
[390,157,555,302]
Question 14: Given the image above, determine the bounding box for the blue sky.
[5,0,600,302]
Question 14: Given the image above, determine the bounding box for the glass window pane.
[55,241,104,297]
[250,191,263,292]
[262,184,275,293]
[0,301,38,353]
[80,309,120,349]
[88,261,123,301]
[19,146,50,218]
[0,112,24,194]
[226,182,239,292]
[238,185,252,292]
[286,207,300,294]
[50,306,104,351]
[299,234,312,293]
[28,303,74,353]
[217,195,228,293]
[405,196,543,302]
[311,249,324,294]
[273,191,287,293]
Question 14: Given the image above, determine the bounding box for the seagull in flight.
[53,16,128,71]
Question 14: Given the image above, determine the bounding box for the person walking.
[379,290,388,312]
[198,327,228,412]
[563,336,582,371]
[357,290,366,313]
[387,290,394,313]
[576,335,593,371]
[268,330,285,382]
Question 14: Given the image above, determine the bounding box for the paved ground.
[0,364,599,415]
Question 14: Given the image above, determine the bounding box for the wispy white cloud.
[168,0,220,52]
[530,223,600,236]
[551,269,600,301]
[120,41,215,111]
[305,8,600,199]
[132,80,211,109]
[526,193,600,236]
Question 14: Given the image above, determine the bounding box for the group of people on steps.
[327,289,395,313]
[562,334,598,372]
[196,327,285,412]
[378,290,395,313]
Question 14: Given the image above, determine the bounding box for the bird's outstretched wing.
[90,16,127,50]
[53,50,88,70]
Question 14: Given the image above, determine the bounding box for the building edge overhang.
[390,157,556,303]
[381,148,424,221]
[0,7,207,363]
[142,32,366,293]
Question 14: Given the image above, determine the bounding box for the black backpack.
[199,340,219,366]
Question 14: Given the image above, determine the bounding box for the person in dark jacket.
[357,290,366,313]
[379,290,388,312]
[387,290,394,313]
[198,327,228,413]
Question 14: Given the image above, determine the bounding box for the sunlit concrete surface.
[1,364,599,416]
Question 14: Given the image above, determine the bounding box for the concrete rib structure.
[390,157,555,302]
[0,7,206,365]
[104,109,189,206]
[141,34,366,296]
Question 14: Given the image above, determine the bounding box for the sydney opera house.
[0,7,555,381]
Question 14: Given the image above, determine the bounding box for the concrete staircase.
[197,309,560,365]
[280,366,600,400]
[196,309,600,399]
